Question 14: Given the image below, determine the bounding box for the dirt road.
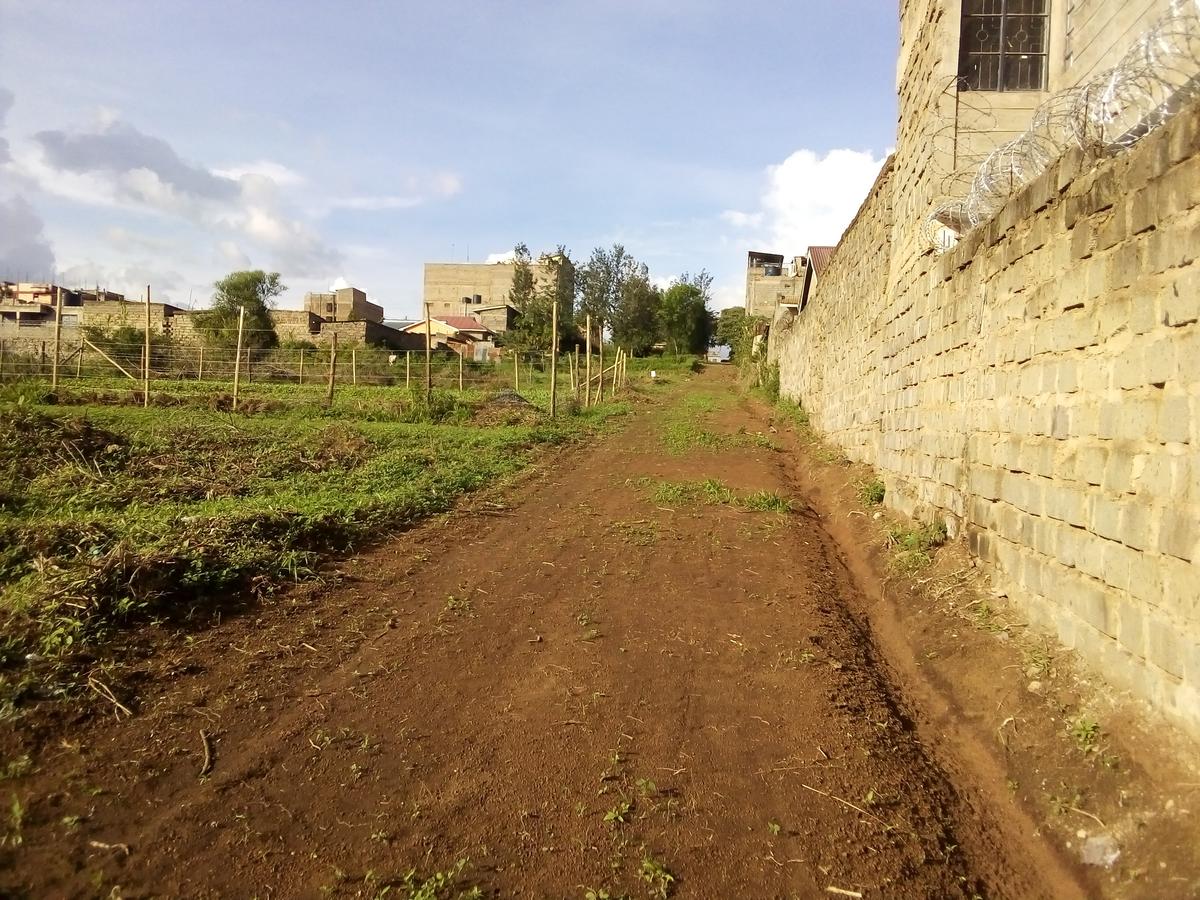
[2,369,1087,898]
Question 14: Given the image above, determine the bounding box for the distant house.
[398,316,496,355]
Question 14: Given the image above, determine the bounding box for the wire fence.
[925,0,1200,249]
[0,328,632,414]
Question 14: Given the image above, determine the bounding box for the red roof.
[436,316,493,333]
[807,246,836,277]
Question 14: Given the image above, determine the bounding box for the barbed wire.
[925,0,1200,252]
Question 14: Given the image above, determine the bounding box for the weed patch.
[886,520,948,573]
[0,396,627,718]
[855,477,886,506]
[740,491,793,513]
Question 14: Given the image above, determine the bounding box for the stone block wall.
[771,101,1200,735]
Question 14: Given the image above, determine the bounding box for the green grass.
[885,520,949,572]
[0,393,628,718]
[855,478,886,506]
[649,478,736,507]
[647,480,793,514]
[740,490,793,513]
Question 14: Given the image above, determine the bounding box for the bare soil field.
[1,367,1197,898]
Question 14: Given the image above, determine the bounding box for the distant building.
[0,280,417,352]
[399,316,496,356]
[0,281,180,341]
[303,286,384,323]
[744,249,835,318]
[422,253,573,332]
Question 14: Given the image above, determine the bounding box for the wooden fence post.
[76,337,84,379]
[298,348,304,384]
[326,332,338,406]
[549,298,559,417]
[597,333,604,403]
[584,315,592,407]
[143,284,152,407]
[51,286,63,390]
[232,305,246,410]
[0,339,6,381]
[458,349,464,392]
[352,347,358,386]
[197,346,204,381]
[513,352,520,392]
[424,302,432,404]
[406,350,411,388]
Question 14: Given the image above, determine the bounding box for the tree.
[659,271,714,355]
[714,307,749,350]
[577,244,641,337]
[194,270,284,349]
[609,275,661,356]
[507,243,536,311]
[508,245,576,353]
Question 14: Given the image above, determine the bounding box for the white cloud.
[0,195,56,279]
[430,172,463,197]
[214,160,305,187]
[325,171,462,213]
[720,209,762,229]
[12,115,342,279]
[330,276,350,291]
[723,147,887,254]
[331,195,424,211]
[485,250,516,264]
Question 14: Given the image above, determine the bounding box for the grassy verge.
[0,391,629,717]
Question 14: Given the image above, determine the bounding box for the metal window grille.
[959,0,1050,91]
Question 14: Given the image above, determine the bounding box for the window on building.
[959,0,1049,92]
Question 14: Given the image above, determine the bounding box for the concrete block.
[1158,396,1191,445]
[1158,508,1199,562]
[1116,594,1146,656]
[1092,496,1125,542]
[1160,556,1199,619]
[1146,612,1184,678]
[1167,100,1200,166]
[1126,550,1165,606]
[1102,447,1136,495]
[1162,266,1200,328]
[1161,154,1200,218]
[1044,483,1091,528]
[1120,502,1154,552]
[1147,219,1200,274]
[1102,540,1138,591]
[1095,204,1128,252]
[1135,452,1176,498]
[1070,576,1113,636]
[1105,240,1145,292]
[1076,445,1108,486]
[1128,180,1160,235]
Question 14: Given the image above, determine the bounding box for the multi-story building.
[422,253,573,331]
[302,286,385,324]
[744,248,836,318]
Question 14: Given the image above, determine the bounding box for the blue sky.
[0,0,898,315]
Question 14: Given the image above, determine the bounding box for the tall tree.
[509,246,576,353]
[577,244,641,338]
[609,275,661,356]
[194,270,284,348]
[714,307,750,350]
[507,243,536,311]
[659,273,714,356]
